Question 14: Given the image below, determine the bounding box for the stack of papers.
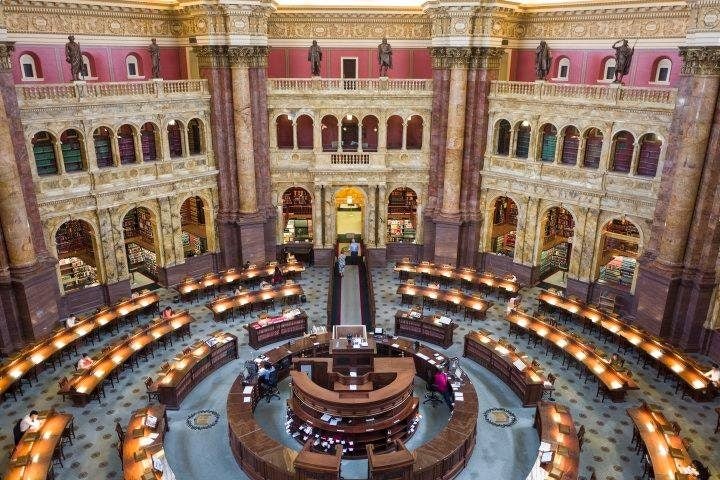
[321,414,332,422]
[243,386,254,394]
[417,353,430,360]
[454,392,464,401]
[513,359,527,371]
[437,316,452,325]
[349,385,357,391]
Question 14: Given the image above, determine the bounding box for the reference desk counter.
[464,329,546,406]
[247,309,308,349]
[507,309,637,402]
[4,410,74,480]
[396,282,492,321]
[66,312,194,406]
[122,405,171,480]
[394,260,520,296]
[627,403,699,480]
[206,282,304,322]
[533,401,580,480]
[394,309,458,348]
[538,291,716,402]
[153,331,238,409]
[0,291,159,402]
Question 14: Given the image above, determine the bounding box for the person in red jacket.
[433,367,453,411]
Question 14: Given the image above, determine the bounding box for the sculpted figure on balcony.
[308,40,322,77]
[65,35,82,81]
[535,41,551,80]
[612,39,634,84]
[378,38,393,77]
[149,38,161,79]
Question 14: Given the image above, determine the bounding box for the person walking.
[337,250,346,277]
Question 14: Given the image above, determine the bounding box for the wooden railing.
[490,81,677,108]
[16,79,209,106]
[269,78,433,93]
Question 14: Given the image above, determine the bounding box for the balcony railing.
[268,78,433,93]
[16,79,210,106]
[490,81,677,108]
[330,153,370,165]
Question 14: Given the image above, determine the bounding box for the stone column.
[0,42,60,342]
[378,184,387,249]
[313,185,323,248]
[635,46,720,337]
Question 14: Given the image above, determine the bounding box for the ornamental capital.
[430,46,503,70]
[228,46,270,68]
[679,46,720,75]
[0,42,14,71]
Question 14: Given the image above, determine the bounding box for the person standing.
[272,265,284,285]
[349,238,359,265]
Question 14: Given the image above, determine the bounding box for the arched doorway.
[335,186,365,244]
[489,196,518,257]
[538,206,575,285]
[56,220,99,293]
[387,187,417,243]
[282,187,313,244]
[181,196,208,258]
[122,207,160,286]
[597,219,640,292]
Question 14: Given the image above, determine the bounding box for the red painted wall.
[11,43,187,84]
[267,47,432,79]
[510,48,681,87]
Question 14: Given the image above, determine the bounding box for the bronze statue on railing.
[378,38,393,77]
[535,41,551,80]
[308,40,322,77]
[149,38,161,79]
[65,35,82,81]
[612,39,635,84]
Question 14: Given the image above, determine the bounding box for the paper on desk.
[454,392,464,401]
[416,353,430,360]
[349,385,357,391]
[438,316,452,325]
[243,386,254,394]
[513,359,527,371]
[349,371,357,377]
[243,396,252,403]
[539,441,552,452]
[321,414,332,421]
[391,343,400,348]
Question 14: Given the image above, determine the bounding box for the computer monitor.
[374,327,383,335]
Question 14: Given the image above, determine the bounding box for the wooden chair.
[577,424,586,450]
[115,421,125,444]
[542,373,556,401]
[145,377,160,403]
[57,377,71,402]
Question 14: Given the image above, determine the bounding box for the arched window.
[556,58,570,81]
[654,58,672,84]
[32,131,58,175]
[386,115,404,150]
[56,220,99,292]
[406,115,423,150]
[341,115,359,151]
[637,134,662,177]
[296,115,314,150]
[167,120,183,158]
[141,123,158,162]
[187,119,203,155]
[611,131,635,173]
[362,116,379,152]
[181,196,208,257]
[321,115,338,152]
[597,219,641,292]
[515,121,531,158]
[489,196,518,257]
[282,187,313,243]
[60,129,85,172]
[19,53,41,81]
[276,114,294,149]
[387,187,417,243]
[125,54,142,78]
[117,124,137,164]
[582,128,603,169]
[81,54,94,79]
[496,120,511,156]
[602,58,616,81]
[560,126,579,165]
[93,127,114,168]
[540,124,557,162]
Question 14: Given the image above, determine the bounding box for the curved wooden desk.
[533,401,580,480]
[122,404,170,480]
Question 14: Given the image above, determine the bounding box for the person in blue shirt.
[258,361,275,384]
[349,238,359,264]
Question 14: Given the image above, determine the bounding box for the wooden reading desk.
[4,410,74,480]
[538,291,716,402]
[122,404,170,480]
[627,402,699,480]
[205,282,304,322]
[464,329,546,406]
[396,282,492,321]
[532,401,580,480]
[507,309,637,402]
[66,312,194,406]
[0,291,159,402]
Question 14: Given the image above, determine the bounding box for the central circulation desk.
[67,312,194,406]
[153,331,238,409]
[122,404,171,480]
[396,282,493,321]
[0,291,159,402]
[394,309,458,348]
[507,309,637,402]
[538,291,716,402]
[206,282,304,322]
[246,309,308,349]
[464,329,546,406]
[394,260,520,295]
[4,410,74,480]
[533,401,580,480]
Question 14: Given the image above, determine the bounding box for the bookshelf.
[247,310,308,349]
[544,208,574,239]
[33,132,58,176]
[94,128,113,168]
[599,255,637,288]
[59,257,98,292]
[394,309,457,348]
[583,132,602,169]
[497,121,511,155]
[118,134,136,164]
[515,126,531,158]
[637,137,661,177]
[188,120,202,154]
[387,188,417,243]
[124,208,158,278]
[168,124,182,157]
[540,131,557,162]
[282,187,313,243]
[539,242,570,277]
[560,130,579,165]
[61,130,84,172]
[612,134,634,173]
[141,128,157,162]
[490,197,518,256]
[598,219,640,289]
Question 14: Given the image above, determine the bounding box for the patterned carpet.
[0,263,717,480]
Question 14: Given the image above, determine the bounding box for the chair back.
[144,377,154,390]
[115,422,125,443]
[268,370,278,387]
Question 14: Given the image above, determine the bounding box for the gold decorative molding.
[431,47,504,70]
[687,0,720,36]
[194,45,270,69]
[679,46,720,75]
[0,42,14,71]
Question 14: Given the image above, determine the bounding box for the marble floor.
[0,263,718,480]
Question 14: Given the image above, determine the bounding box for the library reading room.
[1,0,720,479]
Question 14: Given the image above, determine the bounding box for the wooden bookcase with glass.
[387,188,417,243]
[282,187,313,244]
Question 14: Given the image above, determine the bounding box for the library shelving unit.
[282,187,313,243]
[118,125,136,164]
[540,127,557,162]
[539,208,574,279]
[387,188,417,243]
[490,197,518,257]
[180,197,207,257]
[515,125,531,158]
[94,127,113,168]
[612,133,634,173]
[597,219,640,290]
[560,128,579,165]
[56,220,98,291]
[141,124,157,162]
[394,309,457,348]
[583,129,603,169]
[168,123,182,157]
[637,136,661,177]
[123,209,158,279]
[188,120,202,154]
[60,130,84,172]
[246,309,308,349]
[32,132,58,176]
[59,257,98,292]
